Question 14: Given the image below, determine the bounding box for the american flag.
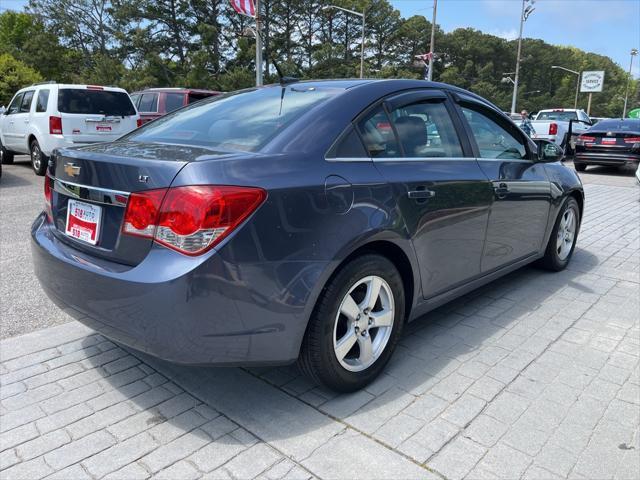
[415,53,434,80]
[230,0,256,17]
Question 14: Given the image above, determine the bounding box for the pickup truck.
[530,109,592,154]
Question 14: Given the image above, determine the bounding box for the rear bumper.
[31,213,321,366]
[574,151,640,166]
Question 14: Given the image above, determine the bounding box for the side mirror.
[534,140,564,162]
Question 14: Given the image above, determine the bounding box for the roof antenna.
[271,59,299,86]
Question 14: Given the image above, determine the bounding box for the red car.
[130,88,222,124]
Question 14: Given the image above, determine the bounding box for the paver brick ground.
[1,161,639,479]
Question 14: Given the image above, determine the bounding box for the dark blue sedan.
[32,79,584,391]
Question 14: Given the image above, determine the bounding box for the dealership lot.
[1,158,639,479]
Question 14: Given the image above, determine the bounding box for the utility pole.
[255,0,263,86]
[551,66,580,109]
[511,0,535,114]
[427,0,438,81]
[623,48,638,118]
[324,5,366,78]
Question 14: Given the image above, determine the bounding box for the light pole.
[551,65,580,109]
[255,0,263,86]
[428,0,438,81]
[511,0,535,114]
[623,48,639,118]
[323,5,366,79]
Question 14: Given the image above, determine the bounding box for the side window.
[36,89,50,113]
[327,125,368,158]
[579,111,590,123]
[7,93,24,114]
[138,93,158,113]
[165,93,185,113]
[130,94,141,108]
[389,101,463,158]
[461,105,527,160]
[19,91,35,113]
[356,105,400,158]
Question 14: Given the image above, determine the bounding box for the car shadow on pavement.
[78,247,601,451]
[0,167,33,187]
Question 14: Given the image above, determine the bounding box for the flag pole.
[427,0,437,81]
[255,0,263,86]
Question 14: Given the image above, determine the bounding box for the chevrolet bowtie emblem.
[64,163,81,177]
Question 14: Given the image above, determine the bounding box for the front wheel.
[298,254,405,392]
[538,197,580,271]
[30,139,48,176]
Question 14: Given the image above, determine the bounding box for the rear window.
[591,120,640,132]
[124,86,340,152]
[57,89,136,116]
[536,111,578,121]
[165,93,185,113]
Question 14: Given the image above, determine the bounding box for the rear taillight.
[136,119,143,128]
[624,136,640,144]
[49,116,62,135]
[548,123,558,135]
[122,185,266,256]
[577,135,596,144]
[44,174,53,222]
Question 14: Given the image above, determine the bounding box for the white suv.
[0,83,140,175]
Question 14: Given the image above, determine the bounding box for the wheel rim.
[31,144,41,170]
[333,275,395,372]
[556,207,577,260]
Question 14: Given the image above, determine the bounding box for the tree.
[0,54,42,105]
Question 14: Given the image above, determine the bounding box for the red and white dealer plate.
[65,199,102,245]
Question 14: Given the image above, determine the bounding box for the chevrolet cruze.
[32,80,584,391]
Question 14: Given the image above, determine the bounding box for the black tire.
[574,163,587,172]
[298,254,405,392]
[538,197,580,271]
[0,141,14,165]
[30,139,48,176]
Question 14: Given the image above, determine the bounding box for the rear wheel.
[0,140,14,165]
[299,254,405,392]
[538,197,580,271]
[574,163,587,172]
[30,139,48,176]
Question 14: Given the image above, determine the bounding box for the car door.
[12,90,35,153]
[356,90,494,298]
[1,92,25,151]
[454,96,552,272]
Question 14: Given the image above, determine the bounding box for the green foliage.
[0,53,42,105]
[0,2,636,117]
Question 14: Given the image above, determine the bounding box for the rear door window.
[36,89,50,112]
[19,91,35,113]
[130,93,141,108]
[57,89,136,116]
[138,93,158,113]
[7,93,24,114]
[389,101,463,158]
[356,105,400,158]
[164,93,185,113]
[327,126,368,158]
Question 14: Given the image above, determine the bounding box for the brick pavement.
[1,180,639,479]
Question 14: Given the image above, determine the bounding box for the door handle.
[407,189,436,199]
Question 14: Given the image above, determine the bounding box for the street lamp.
[323,5,366,79]
[623,48,639,118]
[427,0,438,81]
[502,72,516,86]
[511,0,535,114]
[551,65,580,109]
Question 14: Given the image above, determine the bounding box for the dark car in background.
[130,88,221,124]
[574,118,640,171]
[32,79,584,392]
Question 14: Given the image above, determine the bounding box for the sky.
[2,0,639,77]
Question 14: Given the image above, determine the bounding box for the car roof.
[18,83,127,93]
[132,88,222,94]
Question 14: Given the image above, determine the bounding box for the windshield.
[123,85,339,152]
[58,89,136,116]
[536,111,578,121]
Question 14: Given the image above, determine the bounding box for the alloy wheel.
[31,143,41,170]
[333,275,395,372]
[556,207,577,260]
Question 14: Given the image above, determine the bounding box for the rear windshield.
[591,120,640,132]
[57,89,136,116]
[535,111,578,121]
[123,86,339,152]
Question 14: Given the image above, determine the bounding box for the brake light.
[86,85,104,90]
[136,118,143,128]
[624,137,640,144]
[548,123,558,135]
[122,185,267,255]
[44,174,53,222]
[49,116,62,135]
[578,135,596,143]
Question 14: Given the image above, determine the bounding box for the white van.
[0,83,140,175]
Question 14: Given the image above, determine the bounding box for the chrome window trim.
[53,178,130,207]
[372,156,472,162]
[325,156,373,162]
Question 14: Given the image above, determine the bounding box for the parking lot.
[1,157,639,479]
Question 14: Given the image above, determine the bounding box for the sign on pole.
[580,71,605,93]
[628,108,640,119]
